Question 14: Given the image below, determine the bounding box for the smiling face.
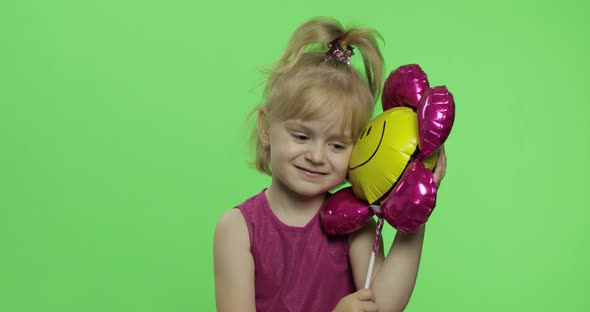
[266,114,354,200]
[349,120,387,171]
[254,66,375,176]
[348,107,436,204]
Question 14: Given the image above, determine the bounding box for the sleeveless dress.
[236,190,355,312]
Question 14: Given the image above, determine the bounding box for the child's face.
[267,114,353,198]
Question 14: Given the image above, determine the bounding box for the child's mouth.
[295,166,326,177]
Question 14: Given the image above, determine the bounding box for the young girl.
[214,17,447,312]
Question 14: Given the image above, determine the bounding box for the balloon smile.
[349,120,386,171]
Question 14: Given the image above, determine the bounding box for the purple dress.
[236,190,355,312]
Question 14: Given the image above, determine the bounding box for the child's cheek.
[334,157,350,178]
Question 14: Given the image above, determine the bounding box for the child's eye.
[330,143,347,151]
[291,133,309,141]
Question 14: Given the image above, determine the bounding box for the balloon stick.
[364,206,384,289]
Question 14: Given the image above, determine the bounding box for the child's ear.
[256,107,270,146]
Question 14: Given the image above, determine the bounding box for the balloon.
[320,187,373,235]
[381,162,437,233]
[320,64,455,234]
[347,106,438,204]
[417,86,456,158]
[382,64,430,111]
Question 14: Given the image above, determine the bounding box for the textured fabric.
[237,190,355,312]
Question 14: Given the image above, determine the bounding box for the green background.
[1,0,588,311]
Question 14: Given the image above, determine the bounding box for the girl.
[214,17,447,312]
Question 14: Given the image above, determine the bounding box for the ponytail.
[251,17,385,175]
[267,17,383,101]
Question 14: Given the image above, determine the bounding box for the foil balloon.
[381,64,430,111]
[417,86,455,158]
[320,187,373,235]
[320,64,455,234]
[347,107,438,205]
[381,162,437,233]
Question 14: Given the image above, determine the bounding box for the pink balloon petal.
[417,86,455,158]
[382,64,430,111]
[320,187,374,235]
[381,162,437,233]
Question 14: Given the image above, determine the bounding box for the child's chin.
[296,186,332,198]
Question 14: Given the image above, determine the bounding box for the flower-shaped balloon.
[321,64,455,234]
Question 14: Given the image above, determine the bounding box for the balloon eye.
[366,126,372,136]
[359,128,366,139]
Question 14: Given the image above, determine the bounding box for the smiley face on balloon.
[321,64,455,233]
[348,107,438,205]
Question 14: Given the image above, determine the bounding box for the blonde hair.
[251,17,384,175]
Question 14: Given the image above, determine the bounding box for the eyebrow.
[284,121,312,132]
[284,120,352,143]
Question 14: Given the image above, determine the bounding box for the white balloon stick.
[364,206,384,289]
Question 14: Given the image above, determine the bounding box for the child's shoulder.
[217,208,246,228]
[213,207,256,304]
[215,190,266,248]
[214,208,250,250]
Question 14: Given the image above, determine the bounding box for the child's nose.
[305,144,326,163]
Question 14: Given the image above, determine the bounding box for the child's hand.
[433,145,447,187]
[332,288,377,312]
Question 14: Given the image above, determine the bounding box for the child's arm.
[213,209,256,312]
[349,208,427,312]
[373,224,426,311]
[349,147,447,311]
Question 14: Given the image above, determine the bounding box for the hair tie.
[324,39,354,65]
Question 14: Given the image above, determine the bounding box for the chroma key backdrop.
[1,0,588,311]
